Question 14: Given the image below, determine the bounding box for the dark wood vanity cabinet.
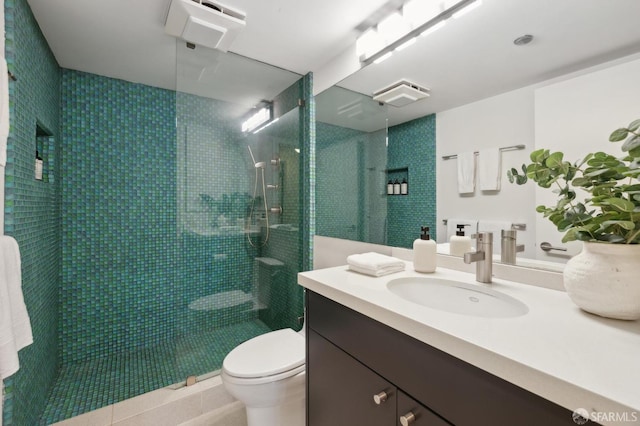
[308,328,448,426]
[306,291,590,426]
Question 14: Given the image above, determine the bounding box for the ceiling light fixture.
[242,103,273,133]
[356,0,481,66]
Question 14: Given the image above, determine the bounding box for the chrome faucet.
[500,229,524,265]
[463,232,493,283]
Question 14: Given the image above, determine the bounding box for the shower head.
[247,146,266,169]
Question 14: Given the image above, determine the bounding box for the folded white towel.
[478,148,501,191]
[347,252,405,277]
[348,264,406,277]
[0,236,33,379]
[457,151,476,194]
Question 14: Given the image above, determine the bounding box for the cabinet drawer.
[397,391,451,426]
[308,329,396,426]
[307,291,581,425]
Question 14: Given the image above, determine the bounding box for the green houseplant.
[507,118,640,244]
[507,118,640,320]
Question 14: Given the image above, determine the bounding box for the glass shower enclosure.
[174,42,304,381]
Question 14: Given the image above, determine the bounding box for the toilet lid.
[223,328,305,378]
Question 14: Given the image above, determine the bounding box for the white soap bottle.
[413,226,436,273]
[449,224,472,257]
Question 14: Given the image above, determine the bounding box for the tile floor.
[50,374,247,426]
[42,320,270,424]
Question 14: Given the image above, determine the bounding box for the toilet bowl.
[221,328,305,426]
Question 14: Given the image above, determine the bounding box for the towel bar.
[442,144,525,160]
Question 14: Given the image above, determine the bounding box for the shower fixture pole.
[247,146,270,248]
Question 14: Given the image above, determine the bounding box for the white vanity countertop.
[298,263,640,424]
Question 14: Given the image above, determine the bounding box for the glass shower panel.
[316,86,388,244]
[175,41,302,382]
[245,108,302,332]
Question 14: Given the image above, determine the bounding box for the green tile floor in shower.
[40,320,271,424]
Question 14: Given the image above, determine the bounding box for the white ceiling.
[27,0,640,129]
[26,0,388,89]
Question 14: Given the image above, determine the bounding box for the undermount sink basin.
[387,277,528,318]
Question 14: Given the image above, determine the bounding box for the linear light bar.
[242,106,271,133]
[357,0,481,66]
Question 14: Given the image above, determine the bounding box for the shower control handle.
[373,391,388,405]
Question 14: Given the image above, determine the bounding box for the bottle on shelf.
[400,178,408,195]
[393,179,401,195]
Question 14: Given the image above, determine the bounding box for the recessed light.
[513,34,534,46]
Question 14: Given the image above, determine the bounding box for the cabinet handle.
[400,411,416,426]
[373,391,388,405]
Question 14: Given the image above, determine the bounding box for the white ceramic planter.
[563,242,640,320]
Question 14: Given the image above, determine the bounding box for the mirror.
[315,0,640,272]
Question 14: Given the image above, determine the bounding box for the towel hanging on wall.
[478,148,502,191]
[0,236,33,380]
[457,151,476,194]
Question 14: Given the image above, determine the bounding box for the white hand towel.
[347,252,405,277]
[0,236,33,380]
[477,220,512,255]
[478,148,501,191]
[348,264,405,277]
[446,218,477,242]
[0,58,9,168]
[457,151,476,194]
[0,245,19,380]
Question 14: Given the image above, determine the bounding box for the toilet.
[221,327,306,426]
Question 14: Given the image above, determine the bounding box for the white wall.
[436,54,640,263]
[436,87,537,259]
[534,56,640,261]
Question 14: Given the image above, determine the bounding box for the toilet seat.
[222,328,305,384]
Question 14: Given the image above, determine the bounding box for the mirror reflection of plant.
[507,118,640,244]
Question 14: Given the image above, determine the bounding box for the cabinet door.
[397,391,451,426]
[308,329,396,426]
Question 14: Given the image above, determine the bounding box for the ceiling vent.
[165,0,246,52]
[372,80,430,107]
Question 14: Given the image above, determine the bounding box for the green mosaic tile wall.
[3,2,312,419]
[316,122,387,244]
[2,0,62,425]
[175,91,259,337]
[316,122,367,240]
[387,114,437,247]
[299,74,315,271]
[316,114,436,248]
[61,70,178,363]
